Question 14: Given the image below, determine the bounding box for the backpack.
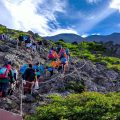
[61,57,67,64]
[48,50,55,59]
[20,64,28,74]
[33,65,39,71]
[48,67,53,72]
[66,49,70,55]
[39,65,45,73]
[0,67,9,78]
[23,36,28,41]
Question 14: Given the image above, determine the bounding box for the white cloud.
[79,0,120,34]
[86,0,101,4]
[81,34,89,38]
[44,28,78,36]
[91,33,100,35]
[0,0,78,36]
[110,0,120,12]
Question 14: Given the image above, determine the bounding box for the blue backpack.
[66,49,70,55]
[0,67,8,78]
[61,58,67,64]
[33,65,39,71]
[48,67,53,72]
[39,65,44,73]
[20,64,28,74]
[36,71,41,76]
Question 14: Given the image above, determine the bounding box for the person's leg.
[0,83,3,97]
[58,65,62,73]
[2,82,9,97]
[63,62,68,74]
[50,70,53,77]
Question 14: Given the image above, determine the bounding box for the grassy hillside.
[53,40,120,71]
[0,24,43,41]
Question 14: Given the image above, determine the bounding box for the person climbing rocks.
[0,61,13,97]
[31,42,37,53]
[7,64,19,95]
[48,47,59,61]
[20,60,32,80]
[59,50,69,74]
[58,47,66,58]
[37,41,43,52]
[18,35,24,47]
[23,64,35,94]
[56,45,62,54]
[46,62,54,77]
[66,48,70,61]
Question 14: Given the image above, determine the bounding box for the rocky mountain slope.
[0,25,120,118]
[0,36,120,116]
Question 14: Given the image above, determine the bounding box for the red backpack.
[0,64,11,79]
[48,50,55,59]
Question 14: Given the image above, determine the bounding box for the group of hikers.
[18,35,44,53]
[0,34,9,40]
[0,40,70,97]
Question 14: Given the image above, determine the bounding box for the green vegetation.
[58,81,85,93]
[0,24,43,41]
[26,92,120,120]
[55,40,120,71]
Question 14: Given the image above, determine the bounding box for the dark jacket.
[19,36,23,41]
[23,68,35,82]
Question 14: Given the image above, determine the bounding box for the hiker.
[0,61,13,97]
[59,51,69,74]
[37,41,43,52]
[58,47,66,58]
[23,64,35,94]
[18,35,24,47]
[48,47,59,61]
[51,60,61,70]
[20,60,32,80]
[25,35,32,50]
[46,66,54,77]
[56,45,62,54]
[45,62,54,77]
[66,48,70,61]
[39,63,45,77]
[31,42,37,53]
[8,64,19,95]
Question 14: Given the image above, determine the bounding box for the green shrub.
[26,92,120,120]
[65,81,85,93]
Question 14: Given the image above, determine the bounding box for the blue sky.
[0,0,120,36]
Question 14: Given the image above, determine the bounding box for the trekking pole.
[20,79,23,116]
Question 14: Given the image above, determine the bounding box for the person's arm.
[8,70,14,83]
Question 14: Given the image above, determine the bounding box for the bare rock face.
[104,43,120,58]
[0,45,10,52]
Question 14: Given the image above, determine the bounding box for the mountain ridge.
[44,33,120,44]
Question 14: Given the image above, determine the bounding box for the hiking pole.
[20,79,23,116]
